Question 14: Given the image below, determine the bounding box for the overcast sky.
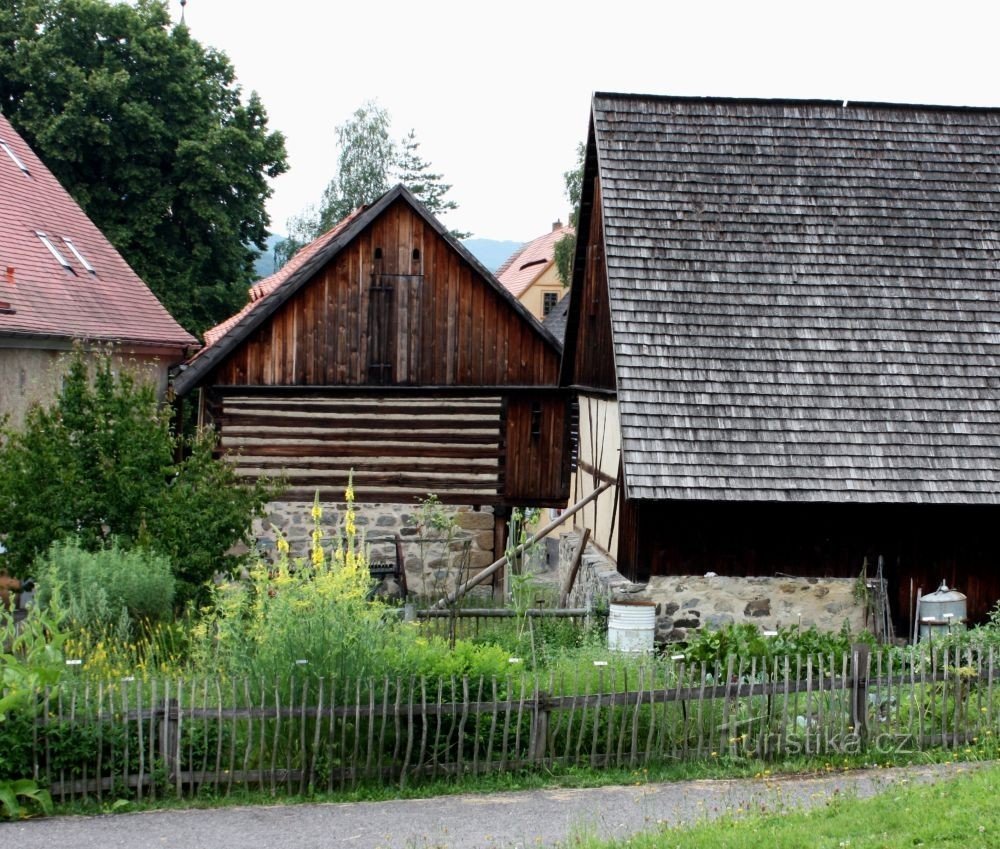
[170,0,1000,243]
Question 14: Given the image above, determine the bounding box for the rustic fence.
[15,642,1000,801]
[413,607,591,642]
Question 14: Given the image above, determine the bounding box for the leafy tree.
[397,130,470,239]
[318,100,396,232]
[276,101,466,265]
[0,350,279,601]
[554,142,585,286]
[0,0,288,334]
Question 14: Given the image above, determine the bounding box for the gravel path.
[1,761,986,849]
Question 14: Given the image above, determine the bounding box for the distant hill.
[252,233,285,280]
[252,235,522,279]
[462,238,523,273]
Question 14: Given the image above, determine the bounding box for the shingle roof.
[542,291,570,347]
[497,224,573,299]
[590,93,1000,504]
[0,112,195,351]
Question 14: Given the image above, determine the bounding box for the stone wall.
[557,531,868,641]
[254,501,498,598]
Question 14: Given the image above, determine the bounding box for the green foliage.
[0,604,63,819]
[277,101,467,265]
[681,622,870,666]
[34,539,175,638]
[318,100,396,231]
[0,0,288,333]
[393,635,512,680]
[554,141,585,286]
[192,489,393,689]
[0,349,278,599]
[0,605,66,722]
[396,129,470,239]
[0,778,53,820]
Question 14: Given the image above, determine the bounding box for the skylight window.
[36,232,74,272]
[0,140,29,175]
[62,237,95,273]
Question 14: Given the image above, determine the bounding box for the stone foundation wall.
[254,501,497,598]
[557,531,868,641]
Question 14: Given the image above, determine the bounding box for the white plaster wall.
[0,346,171,429]
[572,395,621,558]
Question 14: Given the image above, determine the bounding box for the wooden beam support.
[432,480,613,609]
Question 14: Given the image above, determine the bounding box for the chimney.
[552,219,562,232]
[5,266,13,285]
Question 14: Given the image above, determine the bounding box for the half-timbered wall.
[211,199,560,388]
[570,394,621,556]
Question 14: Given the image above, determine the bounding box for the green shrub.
[0,348,280,601]
[192,490,395,693]
[34,539,175,637]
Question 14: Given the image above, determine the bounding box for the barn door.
[367,274,395,384]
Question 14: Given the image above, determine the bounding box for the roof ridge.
[593,91,1000,114]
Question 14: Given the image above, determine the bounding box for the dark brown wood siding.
[503,394,572,504]
[632,499,1000,627]
[211,199,560,388]
[571,179,616,391]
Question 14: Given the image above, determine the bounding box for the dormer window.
[0,140,29,175]
[36,231,74,272]
[62,237,95,273]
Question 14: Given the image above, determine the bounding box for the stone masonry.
[557,531,868,643]
[253,501,497,598]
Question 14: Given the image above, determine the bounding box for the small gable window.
[36,232,74,272]
[62,238,95,273]
[543,291,559,317]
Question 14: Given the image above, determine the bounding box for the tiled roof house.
[562,92,1000,626]
[497,223,573,323]
[0,112,196,425]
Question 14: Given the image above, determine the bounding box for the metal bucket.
[607,600,656,653]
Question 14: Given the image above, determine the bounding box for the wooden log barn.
[562,93,1000,629]
[172,185,571,578]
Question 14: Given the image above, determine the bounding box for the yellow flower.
[277,536,290,555]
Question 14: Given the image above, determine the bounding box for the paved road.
[1,762,984,849]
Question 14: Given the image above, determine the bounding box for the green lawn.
[566,764,1000,848]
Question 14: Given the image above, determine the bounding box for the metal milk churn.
[917,580,967,641]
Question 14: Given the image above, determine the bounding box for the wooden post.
[492,507,509,601]
[158,698,180,786]
[530,691,550,764]
[559,528,591,608]
[850,643,870,744]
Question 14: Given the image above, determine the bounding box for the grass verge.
[564,762,1000,848]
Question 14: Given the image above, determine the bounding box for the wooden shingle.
[591,94,1000,503]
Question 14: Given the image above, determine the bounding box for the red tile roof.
[0,112,196,351]
[497,224,574,299]
[202,206,366,348]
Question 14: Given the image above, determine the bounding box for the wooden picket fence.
[20,642,1000,801]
